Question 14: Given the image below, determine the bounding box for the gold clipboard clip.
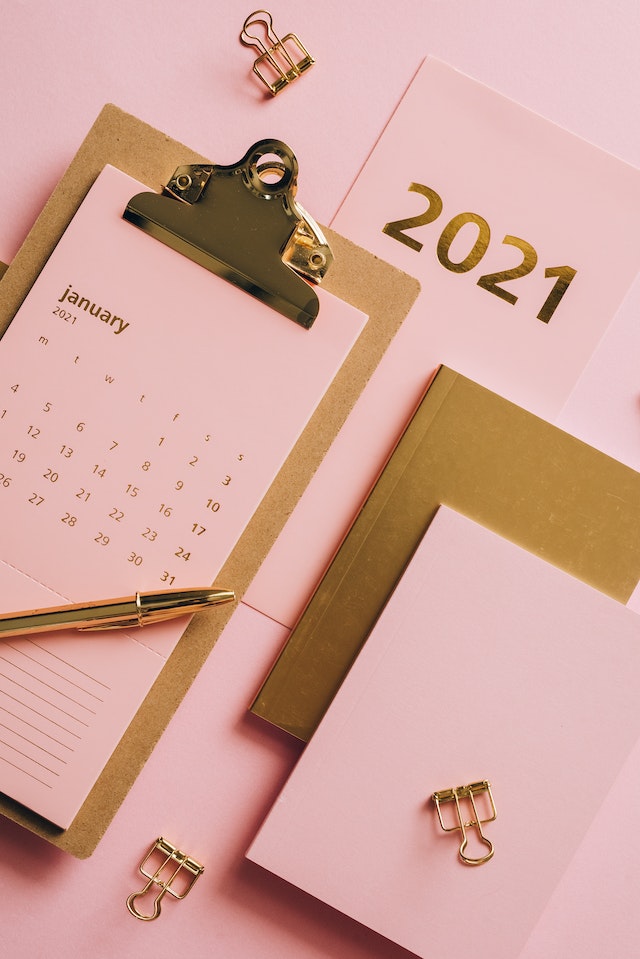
[432,780,496,866]
[126,837,204,921]
[123,139,333,330]
[240,10,314,96]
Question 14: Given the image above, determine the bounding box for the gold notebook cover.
[0,105,419,856]
[252,365,640,740]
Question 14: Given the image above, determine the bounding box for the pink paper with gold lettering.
[333,56,640,422]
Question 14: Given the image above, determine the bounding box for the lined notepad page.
[0,165,366,828]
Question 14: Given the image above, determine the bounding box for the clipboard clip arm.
[123,139,333,329]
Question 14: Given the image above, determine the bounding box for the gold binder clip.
[124,139,332,330]
[240,10,314,96]
[432,780,496,866]
[126,837,204,921]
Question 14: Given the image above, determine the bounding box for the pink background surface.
[2,2,640,957]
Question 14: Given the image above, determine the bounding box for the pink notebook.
[0,165,366,828]
[247,507,640,959]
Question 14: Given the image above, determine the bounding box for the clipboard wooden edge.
[0,104,420,856]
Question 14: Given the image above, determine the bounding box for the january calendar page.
[0,164,366,828]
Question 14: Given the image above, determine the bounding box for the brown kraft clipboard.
[0,104,420,856]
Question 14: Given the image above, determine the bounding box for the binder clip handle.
[458,826,495,866]
[240,9,280,54]
[126,879,166,922]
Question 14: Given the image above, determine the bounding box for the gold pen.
[0,587,236,639]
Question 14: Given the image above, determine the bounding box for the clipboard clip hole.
[255,153,287,186]
[174,173,193,191]
[244,141,295,198]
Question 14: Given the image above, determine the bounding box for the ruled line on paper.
[5,640,108,699]
[0,637,111,789]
